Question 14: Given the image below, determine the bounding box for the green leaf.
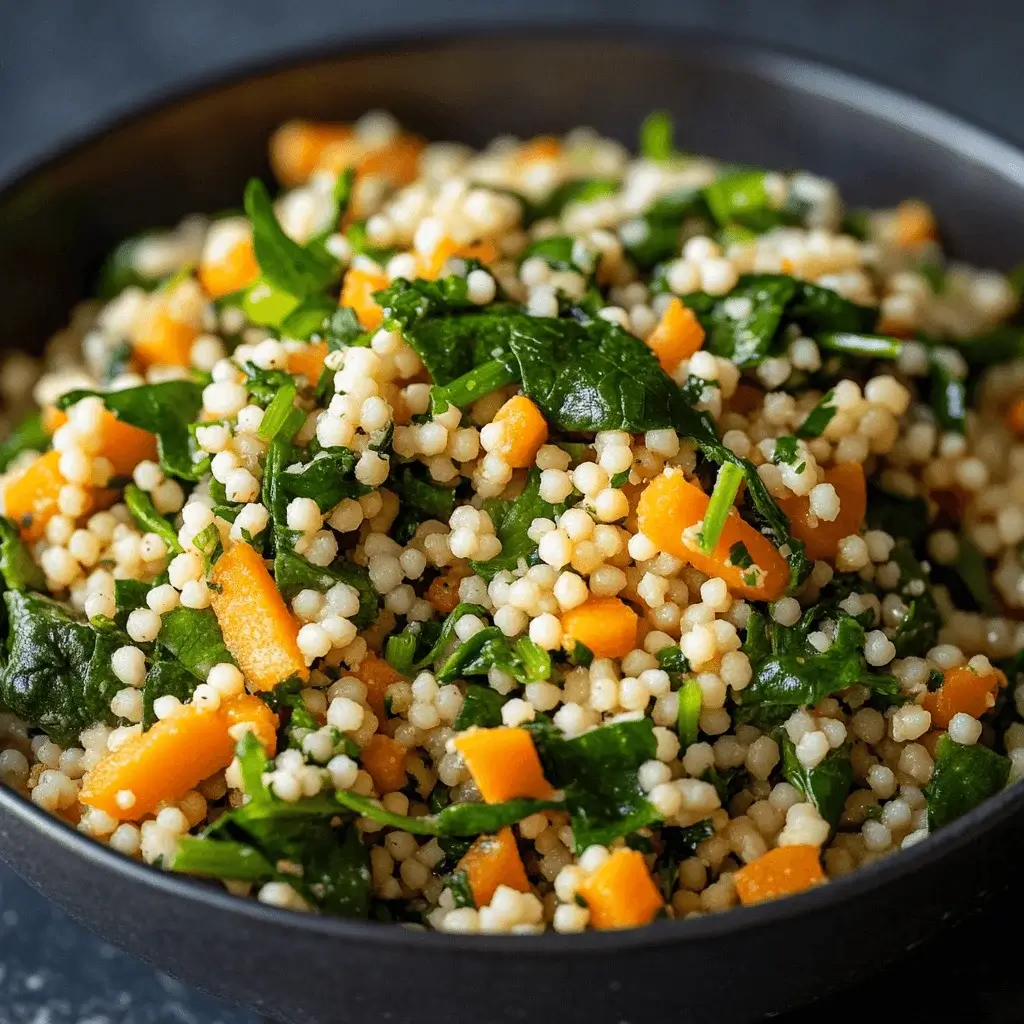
[277,294,339,341]
[704,171,782,232]
[0,591,127,745]
[655,820,714,898]
[384,603,488,675]
[276,446,366,512]
[273,547,378,629]
[624,188,707,269]
[0,412,49,473]
[929,353,967,434]
[336,790,563,836]
[124,484,182,555]
[452,683,509,730]
[864,484,930,549]
[436,628,551,686]
[469,468,563,581]
[699,462,743,554]
[681,274,797,367]
[528,717,659,850]
[57,381,206,481]
[889,542,940,659]
[676,677,702,750]
[737,614,898,727]
[244,178,339,297]
[926,735,1010,830]
[142,658,199,728]
[526,178,619,223]
[257,381,298,441]
[795,389,837,439]
[156,606,235,679]
[0,517,45,592]
[325,306,365,352]
[817,332,902,359]
[172,837,277,881]
[519,236,596,275]
[781,736,853,829]
[639,111,675,161]
[952,537,999,616]
[391,467,457,522]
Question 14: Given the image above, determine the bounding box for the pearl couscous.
[1,109,1023,931]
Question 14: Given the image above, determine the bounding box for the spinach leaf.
[278,447,366,512]
[639,111,675,161]
[157,607,235,679]
[526,178,619,223]
[452,683,509,730]
[0,412,49,473]
[624,188,707,269]
[179,733,371,915]
[142,657,199,728]
[124,484,182,554]
[737,614,897,727]
[336,790,563,836]
[508,315,713,436]
[57,381,206,480]
[864,485,930,549]
[519,236,596,275]
[795,389,837,439]
[0,517,44,592]
[325,306,365,352]
[929,353,967,433]
[0,591,126,745]
[469,468,562,581]
[781,736,853,829]
[528,717,659,850]
[656,820,714,898]
[273,547,378,629]
[951,537,999,616]
[889,542,940,659]
[704,171,786,233]
[436,629,551,686]
[244,178,339,297]
[276,295,339,341]
[384,603,488,675]
[786,281,877,335]
[925,735,1010,830]
[392,466,457,522]
[681,274,797,366]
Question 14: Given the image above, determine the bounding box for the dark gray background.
[1,2,1023,1022]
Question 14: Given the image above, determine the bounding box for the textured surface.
[0,3,1023,1022]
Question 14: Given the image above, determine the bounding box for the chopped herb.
[0,412,49,474]
[796,389,837,439]
[452,684,509,730]
[124,484,181,554]
[676,678,703,750]
[781,737,853,829]
[699,462,744,554]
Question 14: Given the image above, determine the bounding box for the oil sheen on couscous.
[1,110,1024,933]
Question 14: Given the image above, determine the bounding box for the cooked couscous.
[1,110,1023,932]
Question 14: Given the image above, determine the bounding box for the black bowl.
[2,30,1024,1024]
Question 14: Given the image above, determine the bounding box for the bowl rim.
[2,23,1024,957]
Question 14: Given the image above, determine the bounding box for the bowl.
[2,29,1024,1024]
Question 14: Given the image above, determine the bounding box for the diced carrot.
[577,848,663,929]
[210,542,308,691]
[133,306,198,369]
[457,827,530,907]
[355,134,425,190]
[360,733,407,793]
[4,450,72,541]
[894,199,937,248]
[491,395,549,469]
[198,231,259,299]
[97,414,159,478]
[426,572,463,615]
[560,596,638,659]
[776,462,867,562]
[42,406,68,433]
[1007,397,1024,438]
[355,653,404,720]
[416,237,500,280]
[453,727,553,804]
[922,665,1005,729]
[286,341,328,384]
[518,136,562,165]
[270,120,355,188]
[636,468,788,601]
[645,297,705,372]
[80,694,277,822]
[734,845,826,906]
[340,266,390,331]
